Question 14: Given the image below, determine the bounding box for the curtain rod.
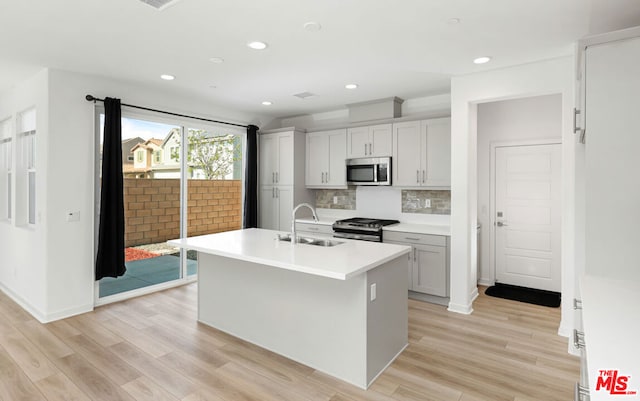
[85,95,249,129]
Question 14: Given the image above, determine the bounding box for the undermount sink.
[277,234,344,247]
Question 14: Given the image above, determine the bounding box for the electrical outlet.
[333,196,338,204]
[370,283,377,301]
[424,199,431,208]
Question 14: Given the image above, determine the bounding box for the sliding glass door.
[95,110,244,302]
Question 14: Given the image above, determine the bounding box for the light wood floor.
[0,284,579,401]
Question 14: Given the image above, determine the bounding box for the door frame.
[489,138,562,287]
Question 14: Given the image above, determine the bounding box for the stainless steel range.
[332,217,400,242]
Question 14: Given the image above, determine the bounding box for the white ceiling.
[1,0,639,118]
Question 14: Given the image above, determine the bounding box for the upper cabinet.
[346,124,392,158]
[306,129,347,188]
[393,118,451,188]
[259,128,311,231]
[259,131,293,186]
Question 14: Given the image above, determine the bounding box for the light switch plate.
[370,283,377,301]
[424,199,431,208]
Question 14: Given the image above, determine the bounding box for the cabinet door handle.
[575,383,589,401]
[416,170,420,184]
[272,172,275,183]
[404,237,421,241]
[276,187,279,198]
[573,329,585,349]
[272,187,275,198]
[422,170,426,183]
[413,248,416,262]
[327,171,330,182]
[573,298,583,310]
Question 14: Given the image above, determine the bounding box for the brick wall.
[124,178,242,247]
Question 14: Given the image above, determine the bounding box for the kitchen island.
[168,228,411,389]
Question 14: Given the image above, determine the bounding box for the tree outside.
[171,129,241,179]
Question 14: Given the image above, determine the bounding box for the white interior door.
[495,144,561,292]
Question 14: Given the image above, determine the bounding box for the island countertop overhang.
[168,228,411,280]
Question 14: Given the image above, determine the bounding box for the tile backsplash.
[402,190,451,215]
[315,189,357,210]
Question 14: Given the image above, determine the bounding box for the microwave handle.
[373,164,378,182]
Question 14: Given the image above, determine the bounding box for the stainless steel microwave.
[346,157,391,186]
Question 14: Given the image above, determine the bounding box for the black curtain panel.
[243,124,259,228]
[95,97,126,280]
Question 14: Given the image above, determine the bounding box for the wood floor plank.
[61,334,142,385]
[0,346,46,401]
[121,376,180,401]
[34,372,91,401]
[109,341,197,399]
[0,328,59,382]
[14,320,74,360]
[0,283,578,401]
[53,353,135,401]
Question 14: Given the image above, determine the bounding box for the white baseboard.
[45,303,94,322]
[447,301,474,315]
[478,278,494,287]
[0,282,93,323]
[470,287,479,302]
[0,282,48,323]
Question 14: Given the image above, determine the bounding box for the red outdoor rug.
[125,248,159,262]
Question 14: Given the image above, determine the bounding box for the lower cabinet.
[259,186,293,231]
[384,231,449,297]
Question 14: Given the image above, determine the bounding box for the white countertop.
[384,223,451,236]
[295,218,451,236]
[581,275,640,399]
[168,228,411,280]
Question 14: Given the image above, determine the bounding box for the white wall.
[0,68,273,322]
[0,69,49,320]
[476,94,562,285]
[450,57,576,341]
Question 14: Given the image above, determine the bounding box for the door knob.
[496,221,508,227]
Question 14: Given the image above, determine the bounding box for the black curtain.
[243,124,259,228]
[95,97,126,280]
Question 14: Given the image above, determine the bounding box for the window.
[127,155,134,162]
[153,150,162,163]
[0,118,11,220]
[21,130,36,225]
[136,150,144,163]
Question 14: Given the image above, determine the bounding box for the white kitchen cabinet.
[305,129,347,188]
[347,124,392,158]
[259,128,312,231]
[384,231,449,298]
[392,118,451,188]
[260,131,293,186]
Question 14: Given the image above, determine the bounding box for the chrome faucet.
[291,203,319,244]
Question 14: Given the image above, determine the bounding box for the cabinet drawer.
[383,231,447,246]
[295,222,334,236]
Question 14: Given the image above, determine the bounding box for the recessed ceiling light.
[262,101,272,106]
[160,74,175,80]
[247,41,268,50]
[304,21,322,32]
[473,56,492,64]
[345,83,358,90]
[447,18,460,25]
[209,57,224,64]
